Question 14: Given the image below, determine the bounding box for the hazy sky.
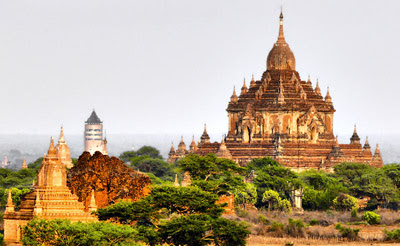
[0,0,398,139]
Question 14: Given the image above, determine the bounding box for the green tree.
[179,154,246,195]
[136,146,163,159]
[97,185,249,246]
[234,183,257,209]
[333,193,359,211]
[21,219,138,246]
[246,157,302,207]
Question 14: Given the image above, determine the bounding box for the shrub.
[258,215,270,225]
[351,208,357,218]
[333,193,358,211]
[285,218,306,237]
[362,211,380,225]
[384,228,400,241]
[268,221,285,237]
[309,219,319,226]
[335,223,360,241]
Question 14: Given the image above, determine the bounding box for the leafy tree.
[362,211,380,225]
[333,193,359,211]
[21,219,138,246]
[262,189,291,213]
[119,151,137,163]
[133,158,176,181]
[97,185,249,246]
[136,146,163,159]
[159,214,249,246]
[300,170,347,210]
[246,157,302,207]
[262,190,281,212]
[234,183,257,209]
[179,154,246,195]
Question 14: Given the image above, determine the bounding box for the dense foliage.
[119,146,177,182]
[97,185,250,246]
[21,219,138,246]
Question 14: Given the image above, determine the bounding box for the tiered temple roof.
[4,133,97,245]
[168,12,383,171]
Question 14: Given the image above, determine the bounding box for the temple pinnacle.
[277,10,286,43]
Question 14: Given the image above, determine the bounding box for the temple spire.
[5,189,14,214]
[250,74,256,87]
[277,10,286,43]
[59,126,65,143]
[47,137,57,157]
[350,124,360,144]
[241,78,248,95]
[88,190,97,212]
[278,83,285,104]
[173,174,179,187]
[325,87,332,104]
[315,79,321,96]
[200,124,210,144]
[21,157,28,169]
[230,86,238,103]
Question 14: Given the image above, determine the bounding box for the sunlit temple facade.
[4,129,97,245]
[168,13,383,171]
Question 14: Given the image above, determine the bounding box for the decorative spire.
[363,136,371,150]
[22,157,28,169]
[335,135,339,147]
[178,136,186,151]
[47,137,57,157]
[308,75,311,83]
[88,190,97,212]
[215,136,232,159]
[189,135,197,153]
[375,144,381,155]
[230,86,238,103]
[325,87,332,104]
[169,142,175,153]
[250,74,256,87]
[350,124,361,144]
[5,189,14,214]
[58,126,65,144]
[315,79,321,96]
[200,124,210,144]
[173,174,179,187]
[241,78,248,95]
[33,191,43,215]
[277,10,286,43]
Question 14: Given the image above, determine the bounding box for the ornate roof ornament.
[200,124,210,144]
[250,74,256,88]
[350,124,360,144]
[315,79,321,96]
[230,86,238,103]
[325,87,332,104]
[241,78,248,95]
[363,136,371,150]
[267,11,296,71]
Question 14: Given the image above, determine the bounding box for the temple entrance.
[311,127,318,143]
[243,126,251,143]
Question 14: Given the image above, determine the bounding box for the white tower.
[84,110,107,155]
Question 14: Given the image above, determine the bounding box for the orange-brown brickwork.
[168,13,383,171]
[4,135,97,245]
[68,151,151,210]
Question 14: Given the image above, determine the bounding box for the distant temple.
[84,110,108,155]
[168,12,383,171]
[4,133,97,245]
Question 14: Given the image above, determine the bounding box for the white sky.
[0,0,398,138]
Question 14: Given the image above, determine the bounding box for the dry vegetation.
[225,209,400,245]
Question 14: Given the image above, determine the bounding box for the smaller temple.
[21,158,27,169]
[4,136,97,245]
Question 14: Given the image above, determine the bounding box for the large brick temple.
[168,12,383,171]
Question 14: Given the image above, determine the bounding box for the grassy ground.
[227,209,400,245]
